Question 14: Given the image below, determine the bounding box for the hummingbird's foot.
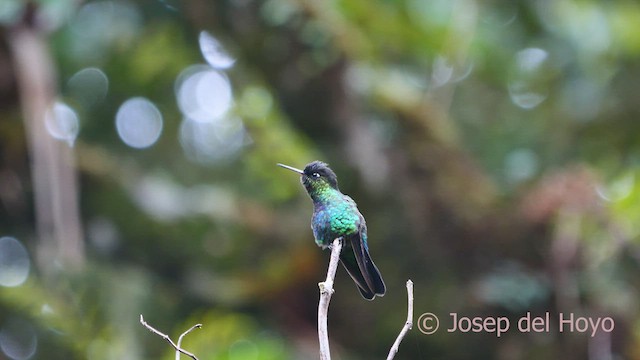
[325,238,343,250]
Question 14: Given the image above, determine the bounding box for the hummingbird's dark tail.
[339,235,386,300]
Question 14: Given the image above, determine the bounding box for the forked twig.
[139,314,202,360]
[175,323,201,360]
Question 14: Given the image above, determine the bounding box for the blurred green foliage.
[2,0,640,359]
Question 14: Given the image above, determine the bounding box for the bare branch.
[318,238,343,360]
[175,323,202,360]
[139,314,201,360]
[386,280,414,360]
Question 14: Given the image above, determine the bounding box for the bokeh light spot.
[597,173,634,202]
[115,97,163,149]
[67,67,109,108]
[44,101,80,146]
[0,237,30,288]
[179,117,247,164]
[69,1,142,63]
[508,88,546,109]
[515,48,548,72]
[199,31,235,69]
[509,48,550,109]
[0,319,37,360]
[176,66,233,123]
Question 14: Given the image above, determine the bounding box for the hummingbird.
[278,161,386,300]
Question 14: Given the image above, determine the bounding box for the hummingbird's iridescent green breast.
[311,191,361,247]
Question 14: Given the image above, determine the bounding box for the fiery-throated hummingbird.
[278,161,386,300]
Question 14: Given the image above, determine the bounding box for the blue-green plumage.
[278,161,386,300]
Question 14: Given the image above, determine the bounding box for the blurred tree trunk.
[8,5,84,272]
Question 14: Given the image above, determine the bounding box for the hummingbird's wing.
[339,240,376,300]
[339,225,386,300]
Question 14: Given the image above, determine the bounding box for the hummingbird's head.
[277,161,339,195]
[301,161,339,191]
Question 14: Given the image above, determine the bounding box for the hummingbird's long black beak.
[277,163,304,174]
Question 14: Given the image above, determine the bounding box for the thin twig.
[139,314,201,360]
[318,238,343,360]
[176,323,203,360]
[386,280,414,360]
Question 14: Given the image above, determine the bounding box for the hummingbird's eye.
[312,172,320,178]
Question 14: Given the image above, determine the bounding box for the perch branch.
[139,314,201,360]
[386,280,414,360]
[318,238,343,360]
